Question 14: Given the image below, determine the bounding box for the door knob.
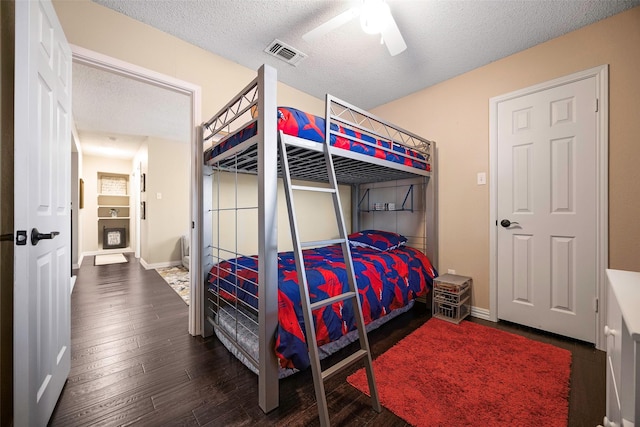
[31,228,60,245]
[500,219,519,228]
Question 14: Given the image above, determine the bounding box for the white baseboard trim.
[140,259,181,270]
[73,253,85,270]
[470,306,492,321]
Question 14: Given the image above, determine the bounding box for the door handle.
[500,219,519,228]
[31,228,60,245]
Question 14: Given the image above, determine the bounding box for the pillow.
[348,230,407,251]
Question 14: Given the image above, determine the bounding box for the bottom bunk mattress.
[207,232,437,374]
[214,297,416,378]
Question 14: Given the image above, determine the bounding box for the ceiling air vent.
[264,39,307,66]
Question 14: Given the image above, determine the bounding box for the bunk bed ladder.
[278,132,382,427]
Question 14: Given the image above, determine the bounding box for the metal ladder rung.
[310,291,356,311]
[321,349,369,381]
[291,185,336,193]
[301,238,346,248]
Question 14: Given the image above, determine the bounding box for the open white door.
[14,0,72,424]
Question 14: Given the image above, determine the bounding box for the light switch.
[477,172,486,185]
[156,192,162,199]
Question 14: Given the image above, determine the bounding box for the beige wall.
[71,129,83,267]
[53,0,346,260]
[55,0,640,308]
[80,134,188,268]
[52,0,324,120]
[143,138,190,265]
[212,172,351,256]
[373,6,640,309]
[134,142,149,261]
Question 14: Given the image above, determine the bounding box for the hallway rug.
[156,265,190,305]
[94,253,127,265]
[347,317,571,427]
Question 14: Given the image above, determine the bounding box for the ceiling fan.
[302,0,407,56]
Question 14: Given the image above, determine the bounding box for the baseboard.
[470,306,492,321]
[140,258,181,270]
[73,253,85,270]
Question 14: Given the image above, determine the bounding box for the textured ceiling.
[75,0,639,158]
[72,62,191,158]
[92,0,640,109]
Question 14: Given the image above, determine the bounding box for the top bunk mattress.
[204,107,430,172]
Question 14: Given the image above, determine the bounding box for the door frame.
[70,45,203,336]
[488,65,609,350]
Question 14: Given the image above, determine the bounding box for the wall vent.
[264,39,307,66]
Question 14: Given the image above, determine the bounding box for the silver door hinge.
[594,98,599,113]
[594,297,599,313]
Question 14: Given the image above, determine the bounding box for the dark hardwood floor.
[49,255,605,426]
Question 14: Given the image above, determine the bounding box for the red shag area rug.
[347,318,571,427]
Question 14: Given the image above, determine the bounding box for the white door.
[14,0,72,424]
[496,76,597,343]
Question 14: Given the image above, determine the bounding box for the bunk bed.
[200,65,437,413]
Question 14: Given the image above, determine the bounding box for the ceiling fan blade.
[381,12,406,56]
[303,7,360,42]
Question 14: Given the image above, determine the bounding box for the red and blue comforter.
[207,244,437,371]
[204,107,430,171]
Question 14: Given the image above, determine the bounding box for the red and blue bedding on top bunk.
[204,107,430,171]
[207,230,437,371]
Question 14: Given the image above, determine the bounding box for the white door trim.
[70,45,204,336]
[489,65,609,350]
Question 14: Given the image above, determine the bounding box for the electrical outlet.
[447,269,456,275]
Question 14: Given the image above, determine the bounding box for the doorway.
[489,65,608,350]
[70,45,203,336]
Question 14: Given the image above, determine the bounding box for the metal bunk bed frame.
[200,64,437,415]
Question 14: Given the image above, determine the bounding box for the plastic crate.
[434,288,467,304]
[432,274,471,324]
[433,274,471,293]
[433,297,470,324]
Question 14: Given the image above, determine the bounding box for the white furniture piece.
[601,269,640,427]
